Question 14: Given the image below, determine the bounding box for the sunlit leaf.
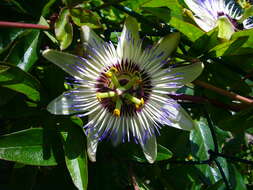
[55,8,73,50]
[0,128,57,166]
[142,0,183,19]
[169,17,204,41]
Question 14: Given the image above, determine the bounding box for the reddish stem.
[194,80,253,105]
[169,94,245,112]
[0,21,50,30]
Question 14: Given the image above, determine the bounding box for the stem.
[204,107,219,153]
[213,151,253,165]
[214,159,231,190]
[129,166,139,190]
[0,21,50,30]
[168,94,243,112]
[111,4,170,35]
[165,159,210,165]
[194,80,253,105]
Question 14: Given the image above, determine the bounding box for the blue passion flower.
[43,17,203,163]
[185,0,253,39]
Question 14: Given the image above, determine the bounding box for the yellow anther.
[135,98,144,109]
[140,98,144,106]
[186,155,193,161]
[113,109,120,117]
[136,79,142,84]
[96,94,101,102]
[110,66,118,73]
[105,71,112,78]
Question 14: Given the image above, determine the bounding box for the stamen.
[123,93,144,107]
[106,67,120,88]
[120,76,139,91]
[96,91,116,101]
[113,109,120,117]
[113,98,122,117]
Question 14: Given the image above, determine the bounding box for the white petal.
[243,18,253,29]
[161,99,195,131]
[169,62,204,85]
[192,16,215,32]
[117,16,140,59]
[87,135,99,162]
[43,49,88,79]
[140,136,157,164]
[47,89,98,115]
[81,25,105,49]
[153,32,180,59]
[47,93,78,115]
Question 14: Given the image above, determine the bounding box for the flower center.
[95,60,152,117]
[217,12,244,30]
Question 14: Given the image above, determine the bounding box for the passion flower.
[43,17,203,163]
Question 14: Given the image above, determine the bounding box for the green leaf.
[201,62,251,96]
[40,16,58,44]
[62,0,84,7]
[0,28,25,54]
[132,144,173,162]
[0,128,57,166]
[188,29,219,57]
[219,107,253,133]
[142,0,183,19]
[41,0,58,17]
[232,27,253,48]
[169,17,204,41]
[5,30,40,71]
[0,63,40,101]
[141,7,171,22]
[228,164,247,190]
[190,118,229,184]
[217,16,235,40]
[70,8,101,28]
[55,8,73,50]
[208,36,248,57]
[205,180,223,190]
[61,120,88,190]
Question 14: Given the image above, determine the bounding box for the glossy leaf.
[0,128,57,166]
[228,164,247,190]
[169,17,204,41]
[4,30,40,71]
[0,63,40,101]
[190,119,229,184]
[61,118,88,190]
[0,28,25,54]
[132,144,173,163]
[55,8,73,50]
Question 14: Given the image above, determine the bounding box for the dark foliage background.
[0,0,253,189]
